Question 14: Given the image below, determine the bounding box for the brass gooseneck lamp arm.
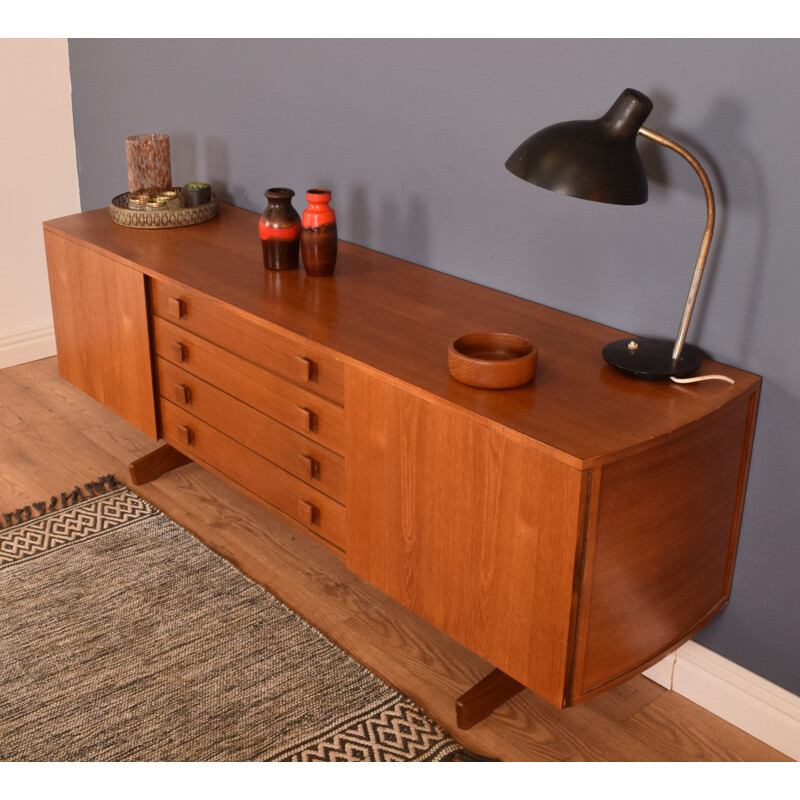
[637,126,716,364]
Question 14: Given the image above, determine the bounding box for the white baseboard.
[0,324,57,370]
[644,642,800,760]
[642,650,676,690]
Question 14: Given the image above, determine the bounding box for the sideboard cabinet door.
[345,368,590,706]
[45,231,158,440]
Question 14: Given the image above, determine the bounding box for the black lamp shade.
[505,88,654,205]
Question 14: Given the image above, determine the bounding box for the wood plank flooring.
[0,357,791,762]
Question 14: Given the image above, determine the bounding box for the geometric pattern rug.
[0,477,485,762]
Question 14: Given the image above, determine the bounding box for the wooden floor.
[0,357,791,762]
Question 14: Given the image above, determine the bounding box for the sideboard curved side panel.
[572,386,761,700]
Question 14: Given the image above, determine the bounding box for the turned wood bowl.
[448,332,537,389]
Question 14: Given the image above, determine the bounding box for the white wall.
[0,39,80,368]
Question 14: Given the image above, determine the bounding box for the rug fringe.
[0,474,123,530]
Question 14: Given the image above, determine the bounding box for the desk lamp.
[505,88,715,380]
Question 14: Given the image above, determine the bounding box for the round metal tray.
[109,190,219,229]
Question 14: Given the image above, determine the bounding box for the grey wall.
[68,39,800,695]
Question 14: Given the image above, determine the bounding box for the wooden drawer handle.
[294,406,314,432]
[176,424,194,446]
[174,383,191,405]
[297,499,319,527]
[171,341,187,363]
[298,454,320,480]
[168,297,186,319]
[294,356,315,383]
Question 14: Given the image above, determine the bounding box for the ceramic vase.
[259,188,301,271]
[300,189,338,277]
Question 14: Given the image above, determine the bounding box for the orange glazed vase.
[259,188,300,271]
[300,188,338,277]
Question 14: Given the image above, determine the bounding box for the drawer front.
[154,316,345,454]
[157,357,345,502]
[151,279,344,403]
[161,401,346,551]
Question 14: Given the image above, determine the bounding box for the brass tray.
[109,190,219,229]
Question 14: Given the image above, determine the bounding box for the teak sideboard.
[43,204,760,715]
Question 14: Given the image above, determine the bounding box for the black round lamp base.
[602,337,703,380]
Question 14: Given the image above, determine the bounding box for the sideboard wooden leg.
[455,668,525,729]
[129,443,192,486]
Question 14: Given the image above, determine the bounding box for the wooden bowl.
[448,332,537,389]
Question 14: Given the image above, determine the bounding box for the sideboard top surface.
[44,204,760,467]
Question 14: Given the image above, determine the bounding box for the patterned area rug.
[0,477,477,762]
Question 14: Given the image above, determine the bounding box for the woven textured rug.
[0,477,478,762]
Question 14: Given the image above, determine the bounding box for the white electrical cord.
[670,374,735,385]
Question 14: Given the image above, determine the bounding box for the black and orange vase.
[259,188,300,271]
[300,188,338,277]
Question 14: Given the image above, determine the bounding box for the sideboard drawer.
[157,357,345,502]
[151,279,344,403]
[153,316,345,454]
[161,400,346,552]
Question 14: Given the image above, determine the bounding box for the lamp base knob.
[602,337,703,380]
